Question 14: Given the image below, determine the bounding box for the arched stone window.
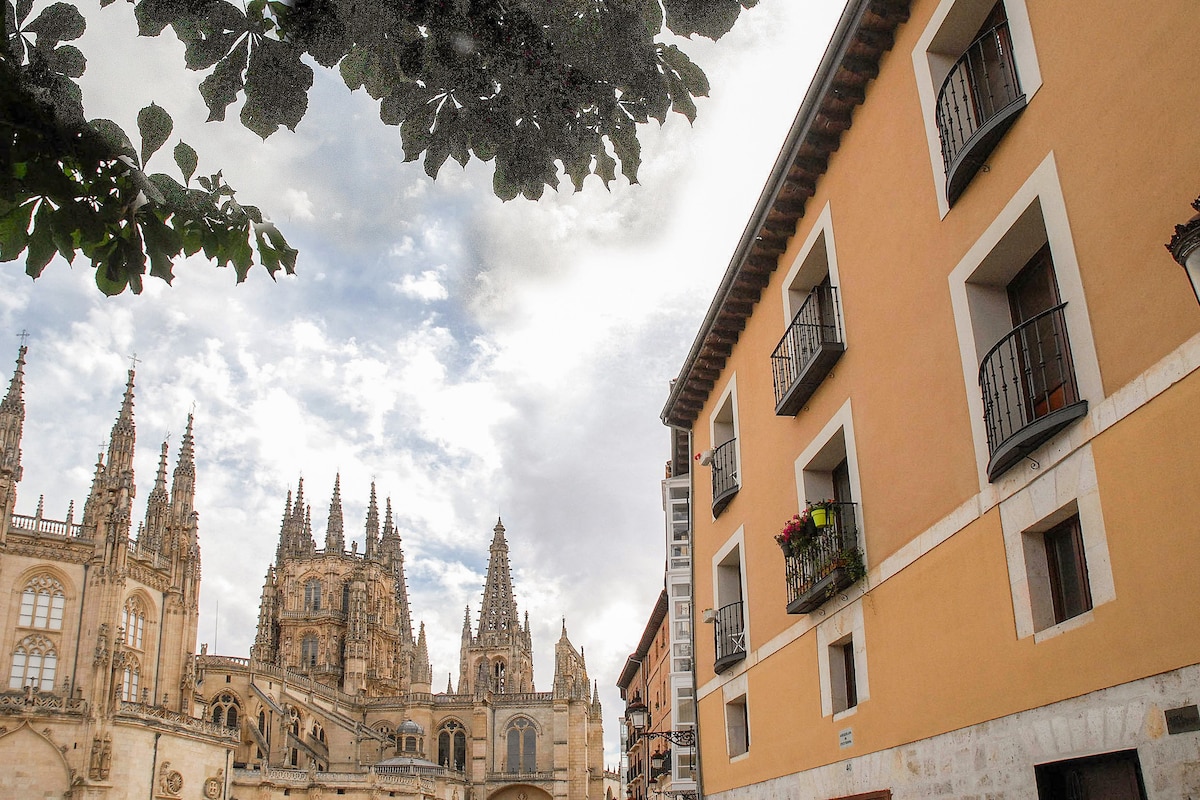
[505,717,536,773]
[122,596,147,650]
[301,634,319,668]
[210,692,241,728]
[119,656,141,702]
[493,659,506,693]
[304,578,322,611]
[437,719,468,770]
[18,575,65,630]
[8,634,57,690]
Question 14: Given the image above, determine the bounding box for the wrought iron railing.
[710,439,738,516]
[784,502,861,614]
[936,20,1024,203]
[712,601,745,673]
[771,285,845,415]
[979,303,1087,479]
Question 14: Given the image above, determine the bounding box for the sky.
[1,0,845,766]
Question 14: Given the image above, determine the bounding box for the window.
[1035,750,1148,799]
[120,657,140,702]
[1043,516,1092,623]
[790,408,865,614]
[122,596,146,650]
[438,720,468,770]
[675,686,695,725]
[712,535,747,673]
[724,694,749,758]
[829,637,858,714]
[8,635,57,691]
[774,203,845,415]
[493,660,506,693]
[505,717,536,773]
[817,601,869,718]
[301,634,319,668]
[948,157,1102,488]
[708,379,740,516]
[18,575,65,630]
[913,0,1042,215]
[210,692,241,729]
[304,579,322,611]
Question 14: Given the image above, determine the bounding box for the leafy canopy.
[1,0,756,295]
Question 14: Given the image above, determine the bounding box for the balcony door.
[1007,244,1074,419]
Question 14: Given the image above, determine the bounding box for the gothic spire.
[379,496,414,642]
[276,478,314,562]
[140,439,170,554]
[105,369,137,496]
[364,482,379,558]
[0,344,27,482]
[477,518,519,638]
[461,606,473,642]
[170,414,196,523]
[414,622,432,686]
[325,473,344,553]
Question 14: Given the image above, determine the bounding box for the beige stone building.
[0,347,606,800]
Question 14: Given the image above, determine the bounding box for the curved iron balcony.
[979,303,1087,480]
[784,502,861,615]
[712,600,746,674]
[936,20,1026,206]
[710,439,739,516]
[771,284,845,416]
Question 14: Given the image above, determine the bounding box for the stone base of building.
[712,664,1200,800]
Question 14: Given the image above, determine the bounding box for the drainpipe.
[148,732,161,800]
[70,564,89,699]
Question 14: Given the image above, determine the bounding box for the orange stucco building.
[662,0,1200,797]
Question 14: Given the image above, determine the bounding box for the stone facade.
[0,347,605,800]
[0,347,237,798]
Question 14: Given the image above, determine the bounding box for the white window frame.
[912,0,1043,217]
[711,528,749,647]
[793,399,865,538]
[707,375,741,514]
[779,201,845,334]
[998,444,1115,642]
[816,601,869,720]
[721,673,750,760]
[947,153,1103,491]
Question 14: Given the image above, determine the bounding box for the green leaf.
[88,118,138,163]
[594,147,616,189]
[24,2,85,46]
[199,36,249,122]
[173,142,198,185]
[0,200,36,262]
[25,202,57,278]
[609,124,641,184]
[240,38,312,137]
[48,43,85,77]
[15,0,34,25]
[661,0,746,40]
[660,44,710,98]
[137,103,173,165]
[141,214,182,283]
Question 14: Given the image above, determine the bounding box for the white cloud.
[395,269,451,302]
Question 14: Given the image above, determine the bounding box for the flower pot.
[810,507,830,528]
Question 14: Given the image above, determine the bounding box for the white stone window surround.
[720,673,750,761]
[779,201,845,332]
[711,526,750,663]
[707,374,742,517]
[999,444,1114,642]
[947,152,1104,492]
[912,0,1044,218]
[816,600,870,720]
[793,398,866,540]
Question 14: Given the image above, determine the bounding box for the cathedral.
[0,347,608,800]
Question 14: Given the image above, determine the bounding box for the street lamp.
[625,698,697,748]
[1166,195,1200,304]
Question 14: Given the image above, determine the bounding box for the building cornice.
[661,0,910,429]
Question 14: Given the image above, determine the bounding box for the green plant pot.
[810,507,830,528]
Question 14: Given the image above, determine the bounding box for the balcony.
[936,20,1026,206]
[785,502,863,615]
[771,285,845,416]
[712,600,746,673]
[710,439,738,516]
[979,303,1087,481]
